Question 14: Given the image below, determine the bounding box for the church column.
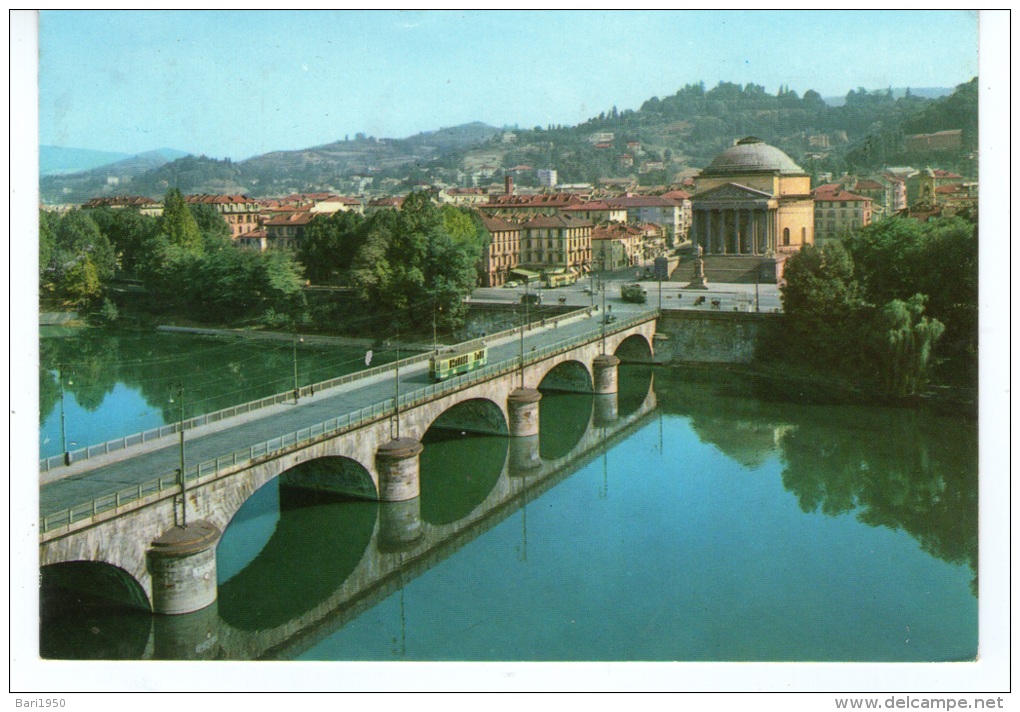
[734,210,741,254]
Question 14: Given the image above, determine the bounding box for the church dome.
[701,136,805,176]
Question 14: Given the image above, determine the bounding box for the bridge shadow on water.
[39,364,660,660]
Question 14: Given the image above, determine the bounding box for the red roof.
[660,190,692,200]
[478,214,520,233]
[264,210,316,226]
[483,193,583,208]
[853,180,885,191]
[83,195,159,208]
[812,189,871,203]
[186,194,255,205]
[521,214,592,230]
[593,224,642,240]
[931,169,963,179]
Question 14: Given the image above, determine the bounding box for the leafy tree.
[873,294,945,397]
[85,206,159,276]
[297,210,366,283]
[779,242,864,374]
[158,188,203,253]
[188,202,232,246]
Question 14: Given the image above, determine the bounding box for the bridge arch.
[424,397,509,437]
[614,333,655,363]
[536,359,593,393]
[216,482,378,632]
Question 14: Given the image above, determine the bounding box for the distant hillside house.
[365,196,405,215]
[904,129,963,153]
[185,194,261,240]
[536,169,558,188]
[476,214,521,288]
[83,195,163,217]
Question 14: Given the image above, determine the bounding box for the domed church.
[690,137,814,267]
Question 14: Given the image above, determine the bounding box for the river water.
[38,328,977,662]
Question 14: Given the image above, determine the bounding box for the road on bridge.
[40,309,653,521]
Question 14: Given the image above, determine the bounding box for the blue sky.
[36,10,980,161]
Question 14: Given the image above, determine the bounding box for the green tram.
[429,346,488,382]
[621,283,648,303]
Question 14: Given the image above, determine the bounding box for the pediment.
[692,182,773,202]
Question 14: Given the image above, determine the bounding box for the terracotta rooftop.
[83,196,160,208]
[812,189,871,202]
[521,214,593,229]
[478,214,520,232]
[186,194,256,205]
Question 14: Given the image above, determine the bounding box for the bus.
[621,283,648,303]
[429,346,488,382]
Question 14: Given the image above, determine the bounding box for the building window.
[783,228,790,246]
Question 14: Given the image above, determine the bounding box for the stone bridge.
[40,311,658,618]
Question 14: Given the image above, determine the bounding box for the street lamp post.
[292,334,304,404]
[393,335,401,439]
[518,307,525,387]
[600,254,607,354]
[169,383,187,527]
[58,364,72,465]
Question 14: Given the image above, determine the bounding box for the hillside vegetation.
[40,79,977,203]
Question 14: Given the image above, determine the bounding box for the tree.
[188,202,232,247]
[873,294,945,397]
[85,206,159,276]
[779,242,864,374]
[297,210,367,283]
[158,188,203,253]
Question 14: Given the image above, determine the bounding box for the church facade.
[690,137,814,256]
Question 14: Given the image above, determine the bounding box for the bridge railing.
[39,307,596,472]
[39,309,657,534]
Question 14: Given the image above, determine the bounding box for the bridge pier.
[592,354,621,395]
[376,438,424,502]
[147,520,221,615]
[593,393,619,426]
[507,388,542,437]
[508,434,542,477]
[378,497,423,553]
[152,599,221,659]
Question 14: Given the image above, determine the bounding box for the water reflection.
[419,432,508,526]
[38,365,976,661]
[217,485,378,632]
[653,368,978,586]
[38,329,392,457]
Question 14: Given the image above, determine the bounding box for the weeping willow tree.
[875,294,945,397]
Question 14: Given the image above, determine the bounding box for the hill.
[39,81,978,203]
[40,145,131,175]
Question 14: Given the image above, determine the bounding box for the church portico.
[691,184,777,256]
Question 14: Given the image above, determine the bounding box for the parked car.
[504,280,520,288]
